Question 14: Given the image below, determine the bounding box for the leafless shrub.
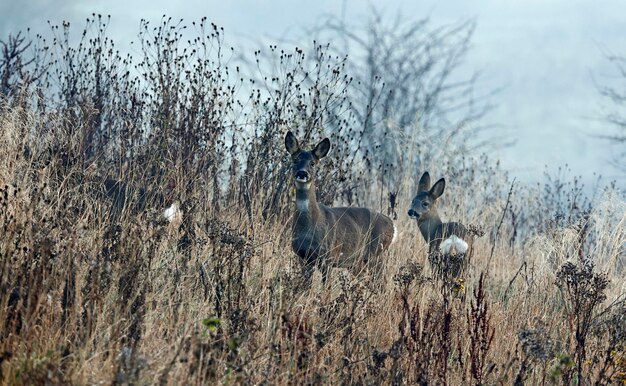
[556,260,610,383]
[597,53,626,171]
[311,11,495,189]
[467,273,495,385]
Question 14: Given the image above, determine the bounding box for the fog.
[2,0,624,187]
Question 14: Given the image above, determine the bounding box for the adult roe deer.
[408,172,473,281]
[285,131,396,285]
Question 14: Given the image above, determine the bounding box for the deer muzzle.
[295,170,310,182]
[407,209,419,219]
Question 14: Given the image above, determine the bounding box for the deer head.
[408,172,446,221]
[285,131,331,189]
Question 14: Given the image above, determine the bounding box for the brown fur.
[286,131,395,283]
[408,172,473,278]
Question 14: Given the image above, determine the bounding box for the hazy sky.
[1,0,625,187]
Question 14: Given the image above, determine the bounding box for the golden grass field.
[0,16,625,384]
[1,103,625,385]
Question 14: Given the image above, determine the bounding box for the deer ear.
[285,131,299,155]
[312,137,331,159]
[418,172,431,192]
[430,178,445,199]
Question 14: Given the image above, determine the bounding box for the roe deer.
[98,178,181,224]
[408,172,472,281]
[285,131,396,285]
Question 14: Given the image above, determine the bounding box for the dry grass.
[1,105,625,385]
[0,16,625,385]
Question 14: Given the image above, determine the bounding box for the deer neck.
[294,181,321,221]
[417,211,443,243]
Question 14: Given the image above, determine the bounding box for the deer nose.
[295,170,310,181]
[408,209,417,218]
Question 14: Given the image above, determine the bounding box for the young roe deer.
[408,172,472,280]
[285,131,396,284]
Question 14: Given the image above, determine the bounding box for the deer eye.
[422,202,429,208]
[310,160,317,166]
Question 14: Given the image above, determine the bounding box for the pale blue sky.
[2,0,625,187]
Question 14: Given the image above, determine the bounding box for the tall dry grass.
[0,15,625,385]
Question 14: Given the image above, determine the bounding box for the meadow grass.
[0,16,625,385]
